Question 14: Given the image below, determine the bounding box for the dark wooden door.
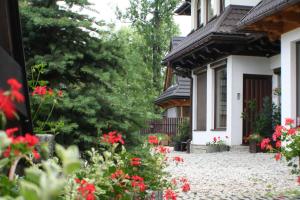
[243,74,272,143]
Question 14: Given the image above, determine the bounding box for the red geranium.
[173,156,184,164]
[285,118,294,125]
[75,178,96,200]
[130,157,141,166]
[102,131,124,145]
[275,153,281,161]
[148,135,159,145]
[164,189,177,200]
[155,146,170,154]
[32,86,47,96]
[0,91,15,119]
[181,182,190,192]
[260,138,271,150]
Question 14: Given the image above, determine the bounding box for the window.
[215,67,227,129]
[196,0,202,28]
[220,0,225,12]
[207,0,218,22]
[196,72,207,130]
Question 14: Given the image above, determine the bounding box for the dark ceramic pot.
[249,140,260,153]
[219,145,230,152]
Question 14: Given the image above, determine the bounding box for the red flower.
[111,169,125,179]
[3,146,11,157]
[275,140,281,148]
[76,179,95,200]
[102,131,124,145]
[180,177,188,183]
[131,181,146,192]
[155,146,170,154]
[32,86,47,96]
[298,176,300,185]
[32,149,40,159]
[173,156,184,163]
[24,134,39,147]
[260,138,271,150]
[7,79,22,91]
[0,91,15,119]
[58,90,63,97]
[131,175,144,182]
[164,189,177,200]
[288,128,296,136]
[275,153,281,161]
[285,118,294,125]
[148,135,159,145]
[130,157,141,166]
[48,88,54,96]
[181,182,190,192]
[213,137,217,142]
[6,127,19,137]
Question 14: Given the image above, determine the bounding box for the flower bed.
[0,78,190,200]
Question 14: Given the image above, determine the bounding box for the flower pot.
[219,145,230,152]
[249,140,260,153]
[206,145,220,153]
[36,134,55,158]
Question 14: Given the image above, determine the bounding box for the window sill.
[193,129,206,132]
[210,129,226,132]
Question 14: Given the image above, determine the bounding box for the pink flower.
[285,118,294,125]
[173,156,184,164]
[213,137,217,142]
[260,138,271,150]
[275,140,281,148]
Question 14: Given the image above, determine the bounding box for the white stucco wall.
[192,55,274,146]
[281,28,300,123]
[166,107,177,118]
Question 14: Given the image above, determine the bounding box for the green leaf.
[0,158,9,169]
[63,161,81,175]
[20,180,41,200]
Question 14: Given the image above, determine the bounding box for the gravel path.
[166,151,300,200]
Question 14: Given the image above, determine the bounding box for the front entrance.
[242,74,272,143]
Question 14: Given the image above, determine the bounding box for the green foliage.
[121,0,180,91]
[20,0,157,150]
[242,97,281,138]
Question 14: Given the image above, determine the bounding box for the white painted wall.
[167,107,177,118]
[281,28,300,123]
[270,54,281,105]
[230,56,273,145]
[192,55,274,146]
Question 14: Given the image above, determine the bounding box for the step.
[230,145,249,152]
[190,144,207,154]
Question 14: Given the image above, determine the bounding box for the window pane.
[197,72,207,130]
[197,0,202,28]
[215,67,227,128]
[207,0,217,21]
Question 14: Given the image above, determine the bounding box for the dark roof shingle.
[155,76,190,105]
[238,0,300,28]
[163,5,252,63]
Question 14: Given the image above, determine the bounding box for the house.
[163,0,282,152]
[237,0,300,126]
[155,37,191,119]
[0,0,32,133]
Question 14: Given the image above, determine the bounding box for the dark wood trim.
[210,58,227,69]
[0,0,33,133]
[210,128,226,131]
[273,67,281,75]
[214,65,227,129]
[193,65,207,75]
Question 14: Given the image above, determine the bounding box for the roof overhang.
[174,0,191,15]
[238,1,300,41]
[155,97,191,109]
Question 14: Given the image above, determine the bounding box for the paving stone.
[166,151,300,200]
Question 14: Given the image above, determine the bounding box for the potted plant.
[248,133,262,153]
[218,140,230,152]
[172,134,181,151]
[206,137,220,153]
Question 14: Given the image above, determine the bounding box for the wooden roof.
[238,0,300,40]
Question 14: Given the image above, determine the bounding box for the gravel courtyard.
[167,151,300,200]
